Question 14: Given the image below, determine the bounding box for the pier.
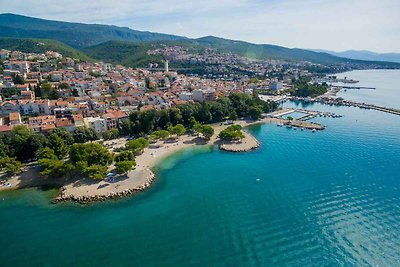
[333,85,376,90]
[292,97,400,116]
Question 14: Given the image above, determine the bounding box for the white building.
[178,92,193,101]
[192,88,216,102]
[84,117,107,133]
[269,81,283,90]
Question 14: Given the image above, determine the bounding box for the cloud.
[1,0,399,52]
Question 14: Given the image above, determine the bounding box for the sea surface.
[334,69,400,108]
[0,70,399,266]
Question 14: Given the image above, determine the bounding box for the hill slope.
[82,41,163,67]
[195,36,351,64]
[0,13,187,49]
[1,13,399,68]
[0,37,92,61]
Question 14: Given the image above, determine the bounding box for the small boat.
[312,129,316,133]
[293,127,297,130]
[301,128,305,131]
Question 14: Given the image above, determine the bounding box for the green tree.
[40,82,53,98]
[229,111,238,121]
[47,133,68,159]
[58,82,70,89]
[52,128,74,145]
[115,151,135,162]
[193,122,203,135]
[83,165,108,180]
[120,119,132,136]
[201,125,214,140]
[12,74,24,85]
[0,138,9,158]
[126,137,149,153]
[6,125,35,160]
[115,160,135,174]
[102,129,119,140]
[153,130,169,140]
[38,158,65,176]
[249,105,262,120]
[0,157,23,175]
[169,108,182,125]
[69,143,113,166]
[36,147,57,160]
[219,125,245,141]
[168,124,186,137]
[73,127,99,143]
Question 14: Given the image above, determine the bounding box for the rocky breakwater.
[219,131,260,152]
[53,167,156,204]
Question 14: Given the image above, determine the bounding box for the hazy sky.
[1,0,399,52]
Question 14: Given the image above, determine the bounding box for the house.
[49,71,63,82]
[28,115,56,132]
[0,101,20,115]
[102,110,128,130]
[20,90,35,100]
[192,88,216,102]
[8,112,22,126]
[72,114,85,128]
[19,100,40,115]
[0,49,10,59]
[55,117,76,132]
[3,60,30,74]
[84,117,107,133]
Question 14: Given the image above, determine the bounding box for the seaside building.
[192,88,216,102]
[84,117,107,133]
[269,80,283,90]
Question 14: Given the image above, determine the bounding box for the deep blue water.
[0,70,399,266]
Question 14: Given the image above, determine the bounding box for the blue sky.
[1,0,399,52]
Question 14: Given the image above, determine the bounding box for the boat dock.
[269,108,341,121]
[267,108,343,131]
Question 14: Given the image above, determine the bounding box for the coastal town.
[0,47,331,202]
[0,47,397,203]
[1,5,399,266]
[0,47,315,135]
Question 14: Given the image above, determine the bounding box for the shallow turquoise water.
[0,70,399,266]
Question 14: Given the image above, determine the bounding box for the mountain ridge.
[1,13,399,67]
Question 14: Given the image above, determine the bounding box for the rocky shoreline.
[53,171,156,204]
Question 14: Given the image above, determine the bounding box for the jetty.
[293,97,400,116]
[332,85,376,90]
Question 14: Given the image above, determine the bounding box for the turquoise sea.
[0,70,399,266]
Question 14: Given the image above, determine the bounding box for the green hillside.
[83,41,163,67]
[195,36,400,67]
[1,13,399,68]
[0,13,187,49]
[0,37,92,61]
